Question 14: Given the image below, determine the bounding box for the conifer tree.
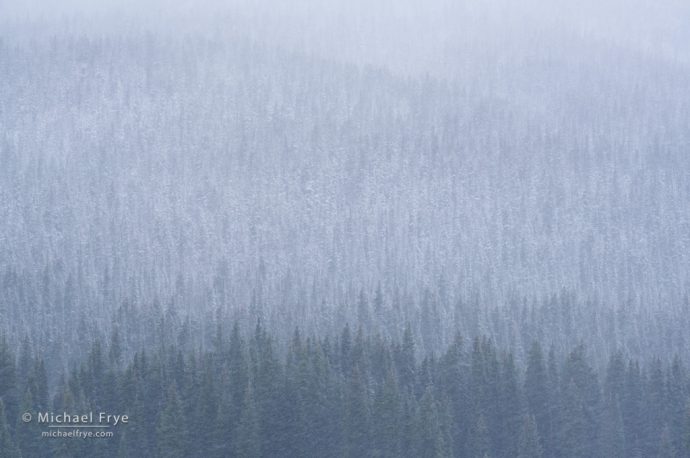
[16,388,42,458]
[658,424,677,458]
[117,431,132,458]
[517,415,543,458]
[498,353,521,458]
[470,414,492,458]
[0,400,20,458]
[0,336,18,432]
[416,387,452,458]
[399,324,416,393]
[525,342,549,454]
[234,383,260,458]
[372,368,401,458]
[157,384,187,458]
[344,366,371,458]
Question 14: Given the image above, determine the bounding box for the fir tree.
[234,383,260,458]
[157,384,187,458]
[0,400,20,458]
[517,415,543,458]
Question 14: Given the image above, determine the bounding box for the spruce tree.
[517,415,543,458]
[0,336,18,432]
[156,384,187,458]
[525,342,549,454]
[344,366,371,458]
[234,383,260,458]
[0,400,20,458]
[372,368,401,458]
[416,387,452,458]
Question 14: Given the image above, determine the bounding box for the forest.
[2,325,690,457]
[1,0,690,456]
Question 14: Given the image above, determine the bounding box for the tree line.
[1,323,689,457]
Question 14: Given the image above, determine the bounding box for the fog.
[1,0,689,371]
[2,3,690,457]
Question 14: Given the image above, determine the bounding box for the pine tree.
[658,424,677,458]
[498,353,521,458]
[16,388,42,458]
[51,380,83,458]
[623,360,645,457]
[372,368,401,458]
[647,358,666,455]
[117,431,132,458]
[517,415,543,458]
[416,387,452,458]
[234,383,260,458]
[470,414,492,458]
[437,332,468,455]
[0,400,20,458]
[251,322,282,457]
[157,384,187,458]
[599,397,625,458]
[0,336,18,432]
[399,324,416,393]
[560,345,601,458]
[525,341,549,455]
[32,359,49,412]
[109,326,123,368]
[344,366,371,458]
[667,358,686,456]
[684,401,690,458]
[192,358,218,455]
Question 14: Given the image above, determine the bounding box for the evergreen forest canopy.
[1,325,690,457]
[1,0,690,455]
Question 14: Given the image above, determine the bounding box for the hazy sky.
[3,0,688,76]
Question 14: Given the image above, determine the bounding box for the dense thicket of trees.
[2,2,690,456]
[2,326,690,458]
[1,14,690,374]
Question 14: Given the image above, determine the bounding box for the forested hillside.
[1,0,690,456]
[2,326,690,457]
[2,5,690,373]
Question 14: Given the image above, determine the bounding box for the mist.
[1,2,690,456]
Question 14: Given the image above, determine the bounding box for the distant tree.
[398,324,416,393]
[0,400,20,458]
[599,397,625,458]
[470,414,492,458]
[372,368,401,457]
[16,388,42,458]
[525,342,549,454]
[415,387,452,458]
[658,424,677,458]
[109,327,123,368]
[497,353,521,458]
[437,332,469,455]
[517,415,543,458]
[559,346,601,458]
[344,366,371,458]
[0,337,18,429]
[157,385,187,458]
[234,383,260,458]
[31,359,49,412]
[117,431,132,458]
